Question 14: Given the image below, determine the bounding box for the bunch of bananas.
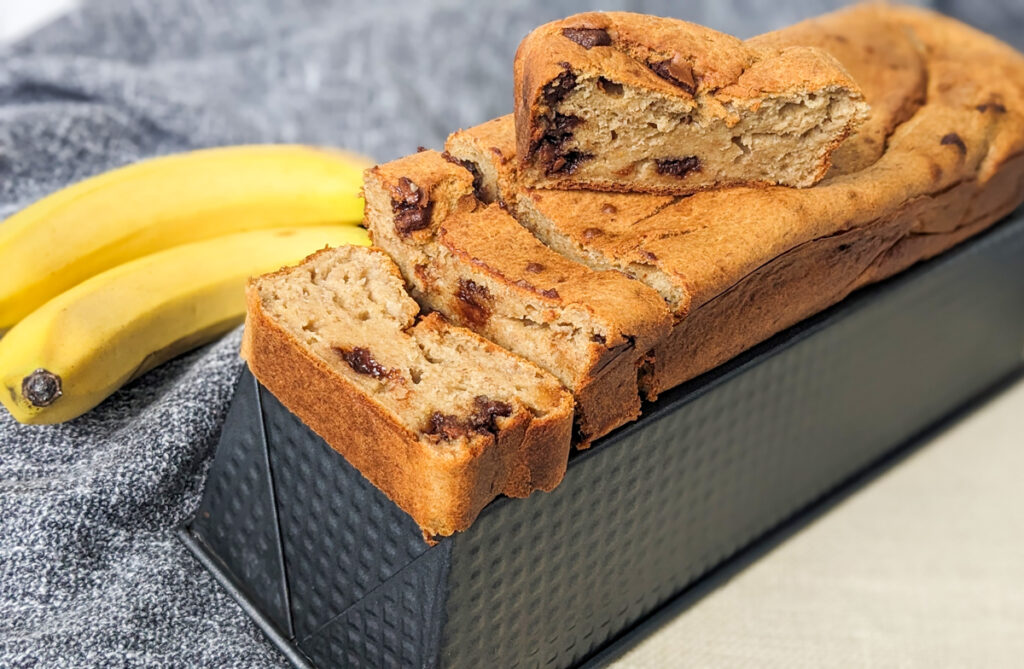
[0,145,373,424]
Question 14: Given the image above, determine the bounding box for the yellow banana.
[0,226,370,425]
[0,144,371,331]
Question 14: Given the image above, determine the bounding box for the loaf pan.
[181,210,1024,668]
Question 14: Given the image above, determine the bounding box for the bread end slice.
[243,244,573,540]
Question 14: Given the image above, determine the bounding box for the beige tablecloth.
[612,376,1024,668]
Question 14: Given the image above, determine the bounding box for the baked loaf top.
[242,244,573,539]
[363,149,672,442]
[458,5,1024,321]
[513,11,869,194]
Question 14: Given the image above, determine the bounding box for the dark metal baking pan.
[181,210,1024,668]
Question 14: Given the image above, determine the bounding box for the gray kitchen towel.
[1,1,1019,666]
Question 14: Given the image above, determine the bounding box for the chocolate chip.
[391,177,433,236]
[541,65,577,108]
[597,77,624,96]
[600,203,617,215]
[514,278,559,299]
[548,150,591,175]
[426,412,469,441]
[391,176,421,205]
[976,102,1007,114]
[525,262,545,273]
[656,157,701,177]
[649,56,696,94]
[940,132,966,155]
[531,114,581,166]
[640,250,658,262]
[582,227,603,241]
[468,396,513,433]
[21,369,62,407]
[561,27,612,49]
[554,113,582,133]
[334,347,396,380]
[442,151,486,201]
[530,110,593,175]
[591,333,607,345]
[416,146,428,152]
[455,278,491,326]
[425,397,514,441]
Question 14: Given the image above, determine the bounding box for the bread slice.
[362,150,672,444]
[456,4,1024,399]
[242,245,573,540]
[513,11,869,194]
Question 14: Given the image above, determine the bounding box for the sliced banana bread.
[514,11,869,194]
[363,150,672,444]
[242,245,573,540]
[455,5,1024,398]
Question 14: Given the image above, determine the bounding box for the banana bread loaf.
[242,245,573,540]
[450,5,1024,398]
[362,150,672,444]
[513,11,869,194]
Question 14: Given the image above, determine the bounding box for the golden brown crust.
[242,251,573,540]
[514,11,866,193]
[363,149,673,443]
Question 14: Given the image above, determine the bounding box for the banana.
[0,226,370,425]
[0,144,371,331]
